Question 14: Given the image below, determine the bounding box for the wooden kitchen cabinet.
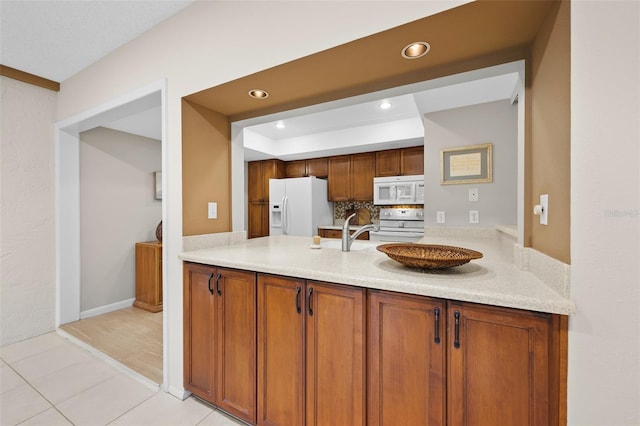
[328,153,374,201]
[248,159,285,238]
[134,241,162,312]
[183,263,257,424]
[368,290,446,426]
[375,146,424,176]
[248,159,285,202]
[317,228,369,240]
[447,301,560,426]
[368,291,561,426]
[248,202,270,239]
[285,158,328,178]
[257,274,366,426]
[400,145,424,175]
[375,149,401,176]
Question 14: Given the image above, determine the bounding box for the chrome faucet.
[342,213,379,252]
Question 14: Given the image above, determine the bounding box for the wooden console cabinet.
[134,241,162,312]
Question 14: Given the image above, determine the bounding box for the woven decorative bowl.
[376,243,483,269]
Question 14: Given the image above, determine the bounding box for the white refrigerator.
[269,177,333,237]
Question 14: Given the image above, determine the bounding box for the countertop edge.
[179,237,575,315]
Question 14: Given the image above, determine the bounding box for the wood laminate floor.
[60,307,163,384]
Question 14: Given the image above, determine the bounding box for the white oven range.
[369,207,425,243]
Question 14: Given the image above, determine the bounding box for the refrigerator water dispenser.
[270,203,282,228]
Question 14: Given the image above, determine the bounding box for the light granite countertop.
[179,235,575,315]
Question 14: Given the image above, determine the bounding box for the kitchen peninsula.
[180,235,573,314]
[180,234,572,426]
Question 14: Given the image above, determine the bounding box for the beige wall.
[528,1,571,264]
[80,127,161,312]
[54,1,449,395]
[181,100,231,236]
[0,76,57,345]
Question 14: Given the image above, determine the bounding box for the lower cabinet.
[447,300,560,426]
[183,264,564,426]
[317,228,369,240]
[257,274,366,426]
[367,291,446,426]
[183,263,257,424]
[368,290,561,426]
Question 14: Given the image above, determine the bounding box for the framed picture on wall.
[155,171,162,200]
[440,143,493,185]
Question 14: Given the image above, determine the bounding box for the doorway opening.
[55,80,167,387]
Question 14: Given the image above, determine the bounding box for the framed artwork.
[440,143,493,185]
[155,171,162,200]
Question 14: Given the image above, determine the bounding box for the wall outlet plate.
[469,188,479,202]
[469,210,479,224]
[436,211,445,224]
[208,202,217,219]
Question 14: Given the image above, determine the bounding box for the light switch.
[436,211,446,224]
[208,202,217,219]
[533,194,548,225]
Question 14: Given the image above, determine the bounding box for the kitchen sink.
[320,239,380,251]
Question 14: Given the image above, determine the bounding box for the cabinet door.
[183,263,216,403]
[401,146,424,175]
[447,301,553,426]
[306,282,365,426]
[248,202,268,239]
[216,268,257,423]
[285,160,306,178]
[375,149,401,176]
[262,159,285,201]
[248,161,265,202]
[306,157,328,178]
[257,274,305,426]
[351,153,375,201]
[368,290,446,426]
[328,155,351,201]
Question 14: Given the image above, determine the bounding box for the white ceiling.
[0,0,193,82]
[244,73,519,142]
[1,1,518,150]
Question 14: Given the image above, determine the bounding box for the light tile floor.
[0,332,244,426]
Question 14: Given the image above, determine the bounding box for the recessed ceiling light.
[379,101,392,110]
[401,42,430,59]
[276,120,285,129]
[249,89,269,99]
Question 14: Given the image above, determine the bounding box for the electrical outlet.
[469,188,479,202]
[469,210,479,224]
[436,211,445,224]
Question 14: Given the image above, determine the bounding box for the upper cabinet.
[248,159,285,202]
[401,146,424,175]
[285,158,328,178]
[328,153,374,201]
[375,146,424,177]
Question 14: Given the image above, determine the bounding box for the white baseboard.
[167,385,191,400]
[80,298,135,319]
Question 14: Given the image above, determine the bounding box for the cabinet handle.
[215,273,222,296]
[207,273,214,295]
[454,310,460,349]
[307,287,313,316]
[295,286,301,314]
[434,307,441,344]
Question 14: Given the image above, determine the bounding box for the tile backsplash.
[334,201,379,222]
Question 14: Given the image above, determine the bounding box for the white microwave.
[373,175,424,205]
